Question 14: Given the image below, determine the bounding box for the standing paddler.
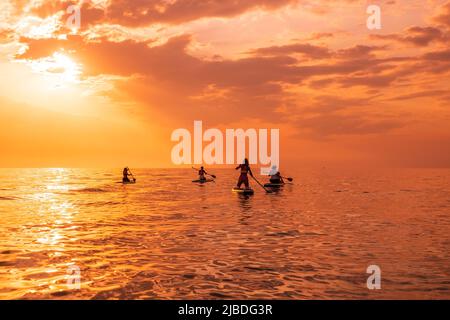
[198,166,207,182]
[235,158,253,189]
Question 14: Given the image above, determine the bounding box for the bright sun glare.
[30,52,82,86]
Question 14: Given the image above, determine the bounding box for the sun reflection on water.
[31,169,78,247]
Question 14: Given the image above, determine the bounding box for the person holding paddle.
[191,166,217,181]
[269,171,284,184]
[235,158,253,189]
[122,167,135,183]
[198,166,208,182]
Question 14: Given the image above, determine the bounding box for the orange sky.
[1,0,450,168]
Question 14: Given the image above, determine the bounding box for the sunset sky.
[1,0,449,168]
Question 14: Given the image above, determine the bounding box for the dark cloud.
[14,0,450,136]
[422,48,450,61]
[433,1,450,28]
[308,32,334,40]
[15,32,442,127]
[26,0,299,27]
[388,90,449,101]
[335,45,387,59]
[370,26,447,47]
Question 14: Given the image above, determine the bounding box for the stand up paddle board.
[122,180,136,184]
[192,179,214,183]
[232,187,254,195]
[264,183,284,188]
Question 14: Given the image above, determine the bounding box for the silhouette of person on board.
[269,171,284,184]
[122,167,134,183]
[198,166,208,181]
[235,158,253,189]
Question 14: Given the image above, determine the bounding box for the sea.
[0,168,449,299]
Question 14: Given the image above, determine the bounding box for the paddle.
[126,167,136,182]
[250,175,273,193]
[192,167,217,179]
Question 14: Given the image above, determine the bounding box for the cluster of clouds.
[3,0,450,142]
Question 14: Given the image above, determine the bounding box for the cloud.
[291,94,407,138]
[296,113,404,138]
[248,43,331,59]
[433,1,450,28]
[25,0,299,27]
[336,69,411,88]
[0,29,13,41]
[15,34,296,122]
[418,48,450,74]
[16,34,409,96]
[307,32,334,40]
[422,48,450,61]
[301,95,371,114]
[335,45,387,59]
[15,28,446,128]
[388,89,450,101]
[370,26,447,47]
[247,43,385,62]
[4,0,450,168]
[11,1,450,142]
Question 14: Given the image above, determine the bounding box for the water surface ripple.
[0,168,449,299]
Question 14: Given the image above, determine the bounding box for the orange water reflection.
[0,168,449,299]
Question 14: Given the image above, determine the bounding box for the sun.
[29,52,82,86]
[48,52,82,83]
[53,53,80,78]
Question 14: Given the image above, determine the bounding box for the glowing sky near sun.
[0,0,449,168]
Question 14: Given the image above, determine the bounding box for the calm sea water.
[0,168,449,299]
